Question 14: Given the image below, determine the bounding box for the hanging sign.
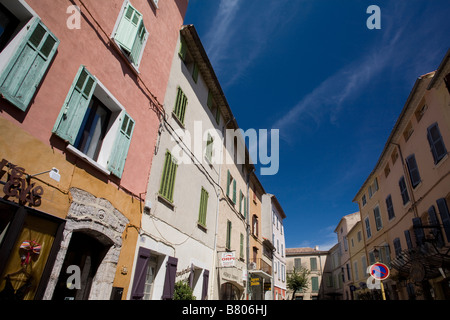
[220,252,236,267]
[0,159,44,207]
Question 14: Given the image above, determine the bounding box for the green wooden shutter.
[232,179,237,204]
[226,170,231,197]
[207,90,213,110]
[115,3,142,52]
[192,62,199,83]
[240,233,244,259]
[178,37,187,61]
[129,20,146,66]
[53,66,97,144]
[173,87,187,124]
[159,151,178,203]
[0,18,59,111]
[206,134,213,162]
[198,188,209,227]
[226,220,232,250]
[108,112,135,178]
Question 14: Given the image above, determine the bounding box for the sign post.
[369,263,390,300]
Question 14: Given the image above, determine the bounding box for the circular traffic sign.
[369,263,390,281]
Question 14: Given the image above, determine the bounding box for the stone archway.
[43,188,129,300]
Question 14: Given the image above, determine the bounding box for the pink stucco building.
[0,0,187,300]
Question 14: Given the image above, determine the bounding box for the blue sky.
[183,0,450,250]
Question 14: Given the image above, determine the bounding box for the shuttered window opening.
[428,205,445,248]
[0,18,59,111]
[386,195,395,220]
[197,188,209,227]
[130,247,152,300]
[159,151,178,203]
[437,198,450,243]
[53,65,135,179]
[226,220,232,250]
[399,176,410,205]
[205,134,214,163]
[373,206,383,231]
[113,1,148,68]
[201,270,209,300]
[162,256,178,300]
[173,87,188,125]
[427,123,448,164]
[406,154,421,188]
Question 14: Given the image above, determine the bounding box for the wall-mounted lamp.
[29,168,61,182]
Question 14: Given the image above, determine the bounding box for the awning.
[390,244,450,281]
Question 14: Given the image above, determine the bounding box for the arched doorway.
[52,231,112,300]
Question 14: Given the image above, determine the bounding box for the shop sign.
[250,278,260,286]
[220,252,236,267]
[0,159,44,207]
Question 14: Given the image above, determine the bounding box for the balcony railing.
[249,258,272,275]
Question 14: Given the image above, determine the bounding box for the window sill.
[157,194,175,210]
[434,153,449,169]
[67,145,111,176]
[197,223,207,232]
[171,111,185,129]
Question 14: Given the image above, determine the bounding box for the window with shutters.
[197,187,208,228]
[112,1,148,70]
[373,206,383,231]
[205,134,214,164]
[406,154,421,188]
[0,13,59,112]
[393,238,402,257]
[386,195,395,220]
[53,66,135,179]
[427,123,447,164]
[159,151,178,204]
[399,176,410,205]
[226,170,236,205]
[173,86,188,125]
[365,217,372,239]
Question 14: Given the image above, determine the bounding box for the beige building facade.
[353,50,450,300]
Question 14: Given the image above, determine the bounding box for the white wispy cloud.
[203,0,305,88]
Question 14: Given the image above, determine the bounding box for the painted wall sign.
[0,159,44,207]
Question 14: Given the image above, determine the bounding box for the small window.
[113,1,148,69]
[427,123,447,164]
[415,103,427,122]
[393,238,402,257]
[384,164,390,178]
[362,194,367,207]
[391,148,399,165]
[403,122,414,142]
[53,66,134,178]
